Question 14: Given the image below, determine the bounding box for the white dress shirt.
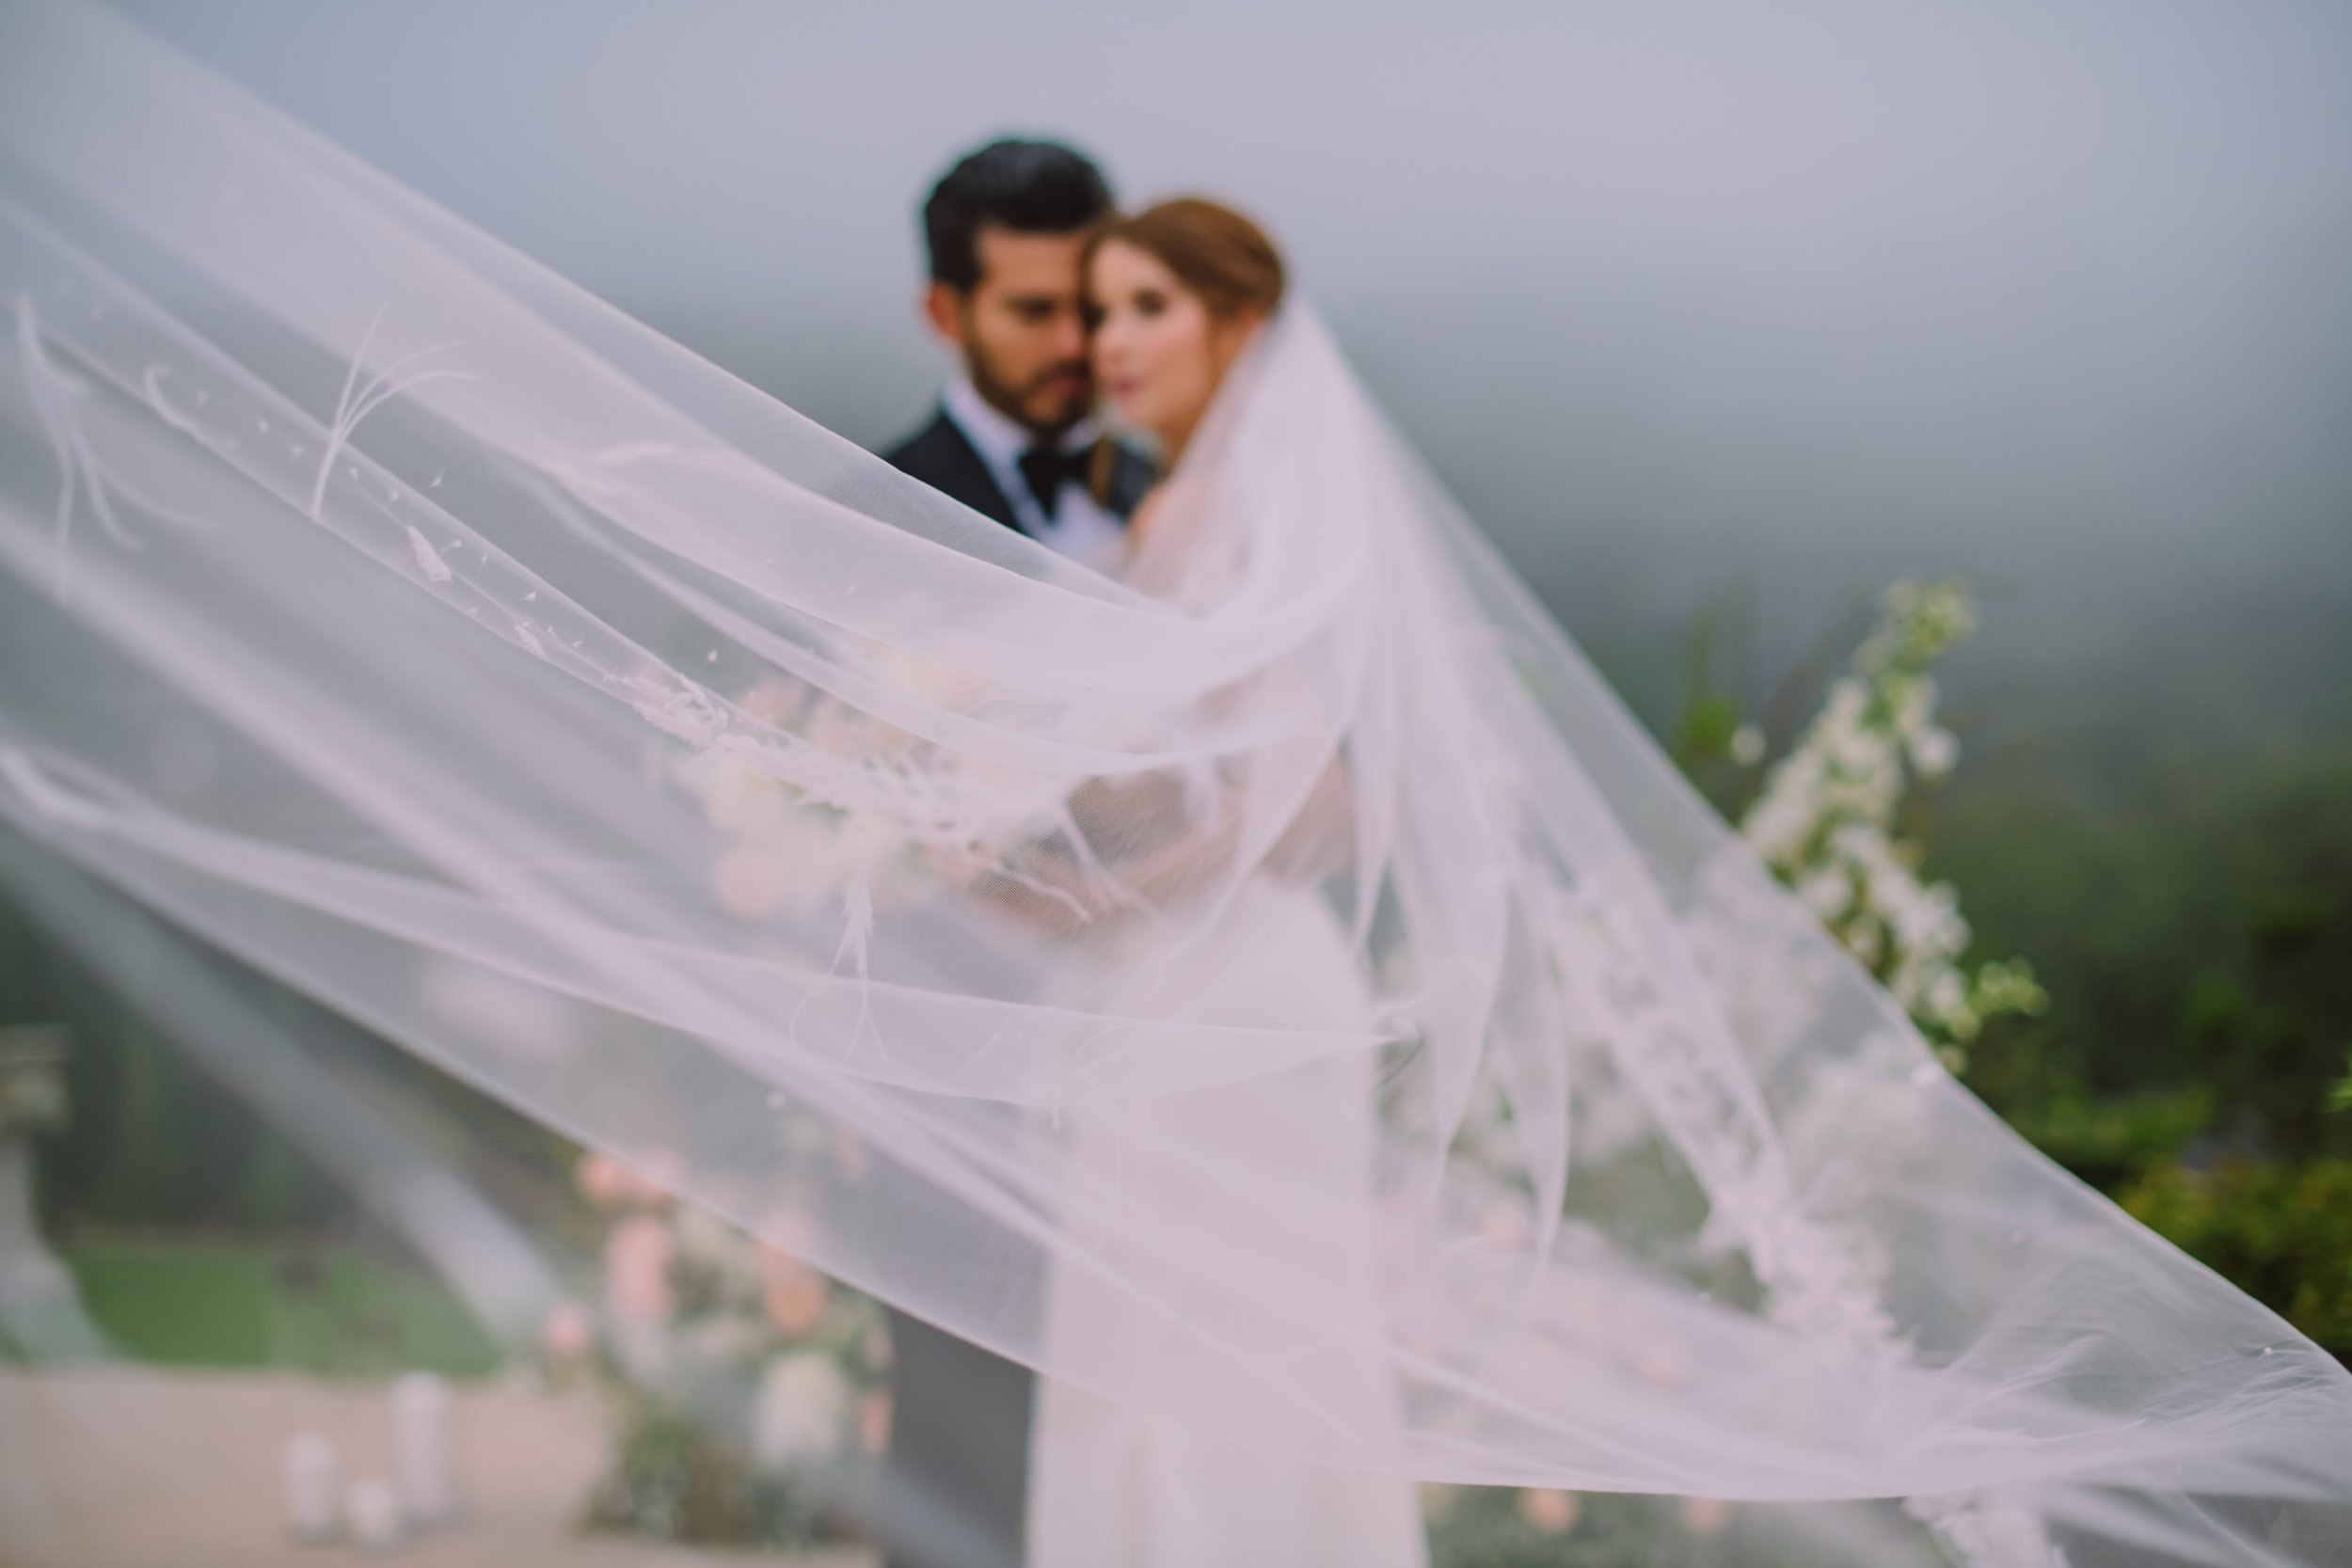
[941,378,1131,575]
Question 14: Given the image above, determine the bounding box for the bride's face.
[1088,240,1252,455]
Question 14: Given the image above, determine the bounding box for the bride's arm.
[964,755,1355,935]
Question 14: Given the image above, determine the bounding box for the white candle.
[343,1476,404,1554]
[390,1371,457,1528]
[282,1432,341,1544]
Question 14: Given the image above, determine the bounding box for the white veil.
[2,5,2348,1563]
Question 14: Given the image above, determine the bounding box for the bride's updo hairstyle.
[1090,197,1286,321]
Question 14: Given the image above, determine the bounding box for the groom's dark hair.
[923,139,1113,293]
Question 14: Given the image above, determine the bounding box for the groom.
[872,138,1148,1568]
[883,138,1153,570]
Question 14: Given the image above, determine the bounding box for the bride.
[1022,199,1430,1567]
[2,9,2349,1567]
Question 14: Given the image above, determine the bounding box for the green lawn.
[62,1242,504,1378]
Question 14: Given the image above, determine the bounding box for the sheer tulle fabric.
[1,6,2347,1564]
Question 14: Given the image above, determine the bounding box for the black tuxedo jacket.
[882,406,1154,535]
[868,409,1150,1568]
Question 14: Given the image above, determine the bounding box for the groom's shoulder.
[880,406,963,477]
[878,404,1019,529]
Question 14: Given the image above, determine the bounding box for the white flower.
[750,1352,851,1473]
[540,1298,593,1362]
[1796,868,1851,920]
[1925,969,1968,1023]
[1888,674,1936,739]
[1887,879,1965,955]
[1827,821,1883,866]
[604,1215,674,1327]
[1909,725,1959,779]
[1728,724,1766,768]
[1833,728,1884,776]
[1740,789,1812,866]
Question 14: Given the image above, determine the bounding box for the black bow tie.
[1016,443,1091,522]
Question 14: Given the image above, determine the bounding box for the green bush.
[58,1242,502,1376]
[1423,1484,1895,1567]
[2120,1157,2352,1359]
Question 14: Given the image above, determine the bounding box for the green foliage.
[1945,741,2352,1163]
[1995,1083,2213,1193]
[57,1242,502,1376]
[2120,1159,2352,1358]
[1423,1485,1854,1567]
[582,1398,863,1552]
[1,881,580,1243]
[1673,692,1746,776]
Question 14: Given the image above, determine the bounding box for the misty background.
[109,0,2352,756]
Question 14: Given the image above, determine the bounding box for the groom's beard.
[971,351,1092,439]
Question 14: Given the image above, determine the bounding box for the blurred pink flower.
[1517,1488,1580,1535]
[759,1247,833,1338]
[541,1297,594,1361]
[606,1216,675,1326]
[858,1391,892,1455]
[577,1152,633,1210]
[1679,1497,1731,1537]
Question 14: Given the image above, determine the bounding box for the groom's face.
[926,225,1094,436]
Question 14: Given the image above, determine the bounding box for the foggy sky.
[90,0,2352,734]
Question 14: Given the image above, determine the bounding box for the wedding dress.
[1026,879,1430,1568]
[3,7,2351,1567]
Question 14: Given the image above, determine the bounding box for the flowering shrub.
[1440,578,2050,1563]
[543,1151,891,1551]
[1734,578,2046,1071]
